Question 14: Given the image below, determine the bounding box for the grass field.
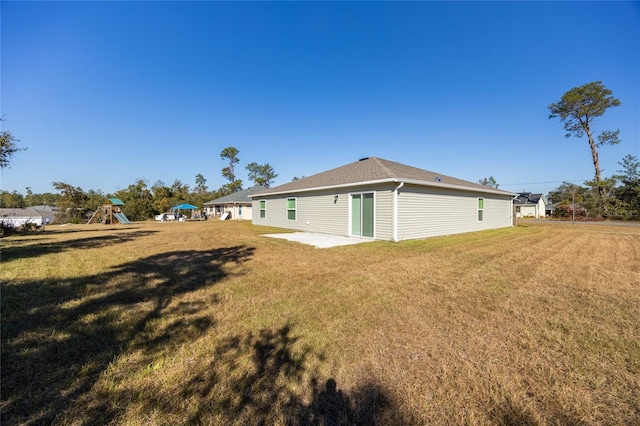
[2,220,639,425]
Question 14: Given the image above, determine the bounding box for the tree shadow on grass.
[1,229,158,262]
[131,323,418,426]
[1,245,254,425]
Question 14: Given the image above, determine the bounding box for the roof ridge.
[370,157,397,178]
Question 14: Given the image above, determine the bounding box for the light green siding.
[252,183,512,241]
[252,184,395,239]
[252,189,349,235]
[396,184,512,240]
[373,185,393,240]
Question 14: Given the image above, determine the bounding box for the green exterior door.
[352,194,362,236]
[351,193,374,237]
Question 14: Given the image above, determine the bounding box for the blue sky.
[2,1,638,197]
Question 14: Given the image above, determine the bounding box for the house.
[0,205,59,228]
[203,186,265,220]
[545,203,557,217]
[513,193,546,219]
[0,207,44,228]
[249,157,515,242]
[31,205,59,225]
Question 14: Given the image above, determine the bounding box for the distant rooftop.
[204,186,266,205]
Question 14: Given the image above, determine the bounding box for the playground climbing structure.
[87,198,132,224]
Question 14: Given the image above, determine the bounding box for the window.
[238,205,243,216]
[259,200,266,219]
[478,198,484,221]
[287,198,296,220]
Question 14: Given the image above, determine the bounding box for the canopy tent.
[171,203,199,221]
[171,203,198,210]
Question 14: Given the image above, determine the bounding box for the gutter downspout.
[393,181,405,242]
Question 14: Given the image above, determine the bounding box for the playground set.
[87,198,132,225]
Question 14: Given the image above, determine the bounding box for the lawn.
[2,220,639,425]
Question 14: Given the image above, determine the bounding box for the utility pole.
[571,186,577,225]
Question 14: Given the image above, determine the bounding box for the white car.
[155,213,185,221]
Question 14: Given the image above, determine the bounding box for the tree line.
[0,147,278,223]
[545,154,639,220]
[478,154,640,221]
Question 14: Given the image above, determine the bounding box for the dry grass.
[2,220,639,425]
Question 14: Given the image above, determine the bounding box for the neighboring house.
[204,186,265,220]
[31,205,59,224]
[545,203,557,217]
[513,193,546,219]
[0,207,44,228]
[249,157,515,242]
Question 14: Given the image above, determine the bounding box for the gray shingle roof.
[514,192,545,206]
[0,208,42,218]
[204,186,266,205]
[251,157,514,197]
